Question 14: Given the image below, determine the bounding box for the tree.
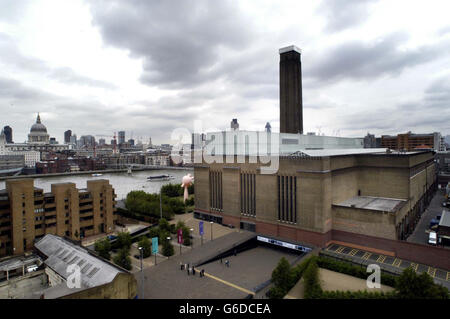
[116,232,132,249]
[113,248,132,270]
[138,236,152,258]
[395,267,449,299]
[161,183,183,197]
[271,257,295,294]
[94,238,111,260]
[162,238,174,257]
[158,218,171,233]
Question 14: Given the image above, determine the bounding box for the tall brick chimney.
[279,45,303,134]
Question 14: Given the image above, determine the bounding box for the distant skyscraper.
[231,119,239,130]
[3,126,12,143]
[265,122,271,133]
[99,138,106,146]
[70,135,77,146]
[128,139,135,146]
[118,131,125,144]
[64,130,72,144]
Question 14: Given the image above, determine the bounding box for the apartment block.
[0,179,117,257]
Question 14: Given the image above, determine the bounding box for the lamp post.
[160,185,163,219]
[190,228,194,249]
[166,237,171,259]
[210,221,213,241]
[138,246,144,299]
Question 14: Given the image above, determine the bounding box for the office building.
[3,126,13,144]
[0,179,117,257]
[230,119,239,131]
[381,132,442,151]
[64,130,72,144]
[118,131,125,145]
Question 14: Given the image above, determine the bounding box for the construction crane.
[95,132,118,154]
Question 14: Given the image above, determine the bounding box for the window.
[209,171,223,211]
[240,173,256,217]
[277,175,297,223]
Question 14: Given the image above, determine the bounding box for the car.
[430,218,439,228]
[428,232,437,245]
[26,264,38,273]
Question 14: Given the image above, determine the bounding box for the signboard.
[177,228,183,244]
[256,235,312,252]
[152,237,158,254]
[199,221,204,236]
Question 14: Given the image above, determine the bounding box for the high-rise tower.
[279,45,303,134]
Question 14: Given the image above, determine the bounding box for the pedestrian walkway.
[323,243,450,288]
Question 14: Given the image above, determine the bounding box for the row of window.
[240,173,256,216]
[209,171,297,223]
[209,171,223,210]
[277,175,297,223]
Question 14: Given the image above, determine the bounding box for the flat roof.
[290,148,388,157]
[439,210,450,228]
[335,196,407,213]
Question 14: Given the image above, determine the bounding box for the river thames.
[0,169,193,200]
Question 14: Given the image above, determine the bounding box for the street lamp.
[160,186,163,219]
[166,237,171,259]
[210,221,214,241]
[138,246,144,299]
[190,228,194,249]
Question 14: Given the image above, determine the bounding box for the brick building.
[194,149,436,247]
[381,132,442,151]
[0,179,117,257]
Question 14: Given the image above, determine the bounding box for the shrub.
[303,257,322,299]
[162,238,174,257]
[138,236,152,258]
[113,247,132,270]
[94,238,111,260]
[161,183,183,197]
[116,232,132,249]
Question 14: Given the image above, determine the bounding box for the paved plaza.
[136,230,304,299]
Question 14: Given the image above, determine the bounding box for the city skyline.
[1,0,450,144]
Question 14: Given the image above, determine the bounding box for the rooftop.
[334,196,407,213]
[439,210,450,228]
[34,234,123,289]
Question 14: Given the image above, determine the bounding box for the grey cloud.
[0,0,32,23]
[0,33,116,89]
[318,0,377,32]
[88,0,254,89]
[0,77,56,101]
[307,32,450,84]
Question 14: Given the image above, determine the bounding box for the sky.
[0,0,450,145]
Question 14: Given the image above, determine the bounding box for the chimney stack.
[279,45,303,134]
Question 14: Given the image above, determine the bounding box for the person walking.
[187,266,190,276]
[192,267,196,276]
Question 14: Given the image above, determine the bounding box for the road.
[408,189,447,245]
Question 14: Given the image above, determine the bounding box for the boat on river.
[147,174,174,181]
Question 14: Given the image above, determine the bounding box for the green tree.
[395,267,449,299]
[113,248,132,270]
[138,236,152,258]
[271,257,295,294]
[158,218,171,233]
[161,183,183,197]
[162,237,174,257]
[94,238,111,260]
[116,232,132,249]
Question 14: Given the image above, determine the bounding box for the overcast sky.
[1,0,450,144]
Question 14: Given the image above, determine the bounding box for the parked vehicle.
[430,218,439,228]
[26,264,38,273]
[428,232,437,245]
